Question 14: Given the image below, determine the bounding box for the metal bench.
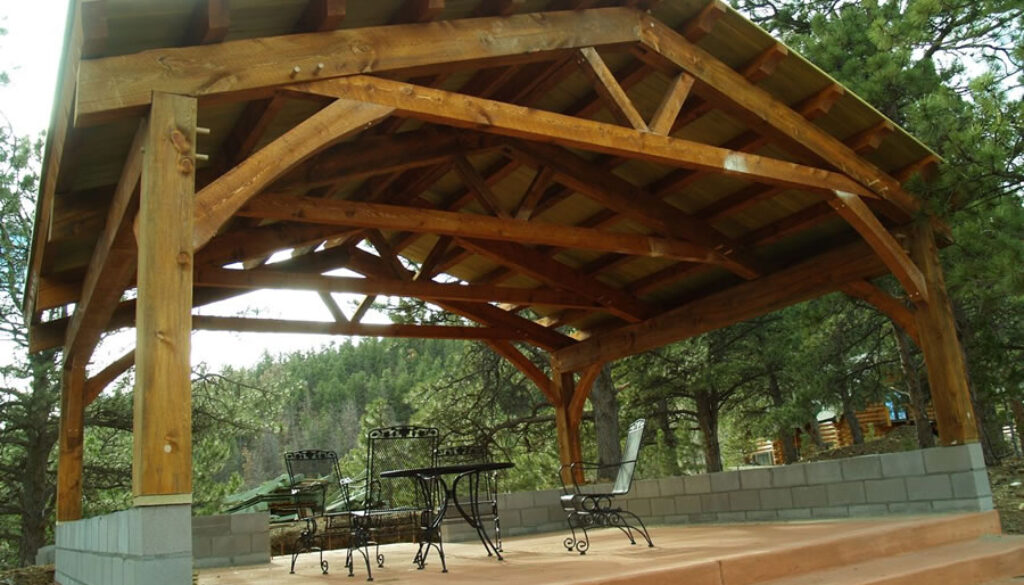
[559,418,654,554]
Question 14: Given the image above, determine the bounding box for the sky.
[0,1,388,375]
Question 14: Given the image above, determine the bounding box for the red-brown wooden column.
[910,221,978,445]
[56,357,87,522]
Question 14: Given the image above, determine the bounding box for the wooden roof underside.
[27,0,942,378]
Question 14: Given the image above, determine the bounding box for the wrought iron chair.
[347,426,440,581]
[559,418,654,554]
[283,449,360,574]
[435,443,503,552]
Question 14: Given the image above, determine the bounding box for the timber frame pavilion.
[26,0,976,537]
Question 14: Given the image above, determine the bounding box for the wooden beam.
[828,190,927,303]
[509,141,762,279]
[683,0,727,42]
[648,73,694,135]
[62,119,146,364]
[454,155,511,218]
[298,0,347,32]
[57,358,86,522]
[739,43,788,83]
[840,280,919,345]
[847,120,895,154]
[192,99,393,250]
[569,362,604,423]
[81,0,108,58]
[194,223,356,268]
[278,128,492,190]
[415,236,452,281]
[390,0,445,24]
[195,266,604,309]
[515,166,555,221]
[638,16,921,216]
[910,221,978,445]
[84,349,135,406]
[552,362,583,483]
[221,95,289,167]
[240,195,719,262]
[485,340,554,403]
[76,8,644,124]
[576,47,648,131]
[193,315,526,340]
[458,238,655,322]
[319,292,349,323]
[293,75,879,199]
[553,238,891,372]
[186,0,230,45]
[133,92,196,501]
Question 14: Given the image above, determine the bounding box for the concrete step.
[754,536,1024,585]
[719,511,1003,585]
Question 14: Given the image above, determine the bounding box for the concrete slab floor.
[197,514,1000,585]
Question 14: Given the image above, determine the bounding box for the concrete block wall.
[445,444,992,542]
[192,512,270,569]
[55,504,192,585]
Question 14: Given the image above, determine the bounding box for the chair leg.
[493,510,503,553]
[617,510,654,548]
[562,511,590,555]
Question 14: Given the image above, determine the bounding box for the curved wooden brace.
[485,340,555,404]
[839,280,920,346]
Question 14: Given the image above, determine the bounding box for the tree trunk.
[655,398,681,476]
[893,323,935,448]
[589,365,622,481]
[1011,400,1024,457]
[840,387,865,445]
[766,369,798,463]
[695,391,722,473]
[19,350,60,567]
[806,418,827,449]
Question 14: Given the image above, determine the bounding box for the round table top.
[380,461,514,479]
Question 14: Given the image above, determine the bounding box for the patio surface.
[197,511,1023,585]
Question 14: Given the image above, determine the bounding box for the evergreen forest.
[0,0,1021,570]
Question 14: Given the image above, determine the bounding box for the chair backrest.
[284,449,341,515]
[435,444,490,465]
[366,426,439,510]
[612,418,646,495]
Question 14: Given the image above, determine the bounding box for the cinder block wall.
[55,504,192,585]
[444,444,992,543]
[192,512,270,569]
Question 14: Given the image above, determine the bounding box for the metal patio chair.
[347,426,440,581]
[283,449,361,574]
[559,418,654,554]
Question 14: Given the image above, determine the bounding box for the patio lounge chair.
[435,443,503,552]
[348,426,440,581]
[559,418,654,554]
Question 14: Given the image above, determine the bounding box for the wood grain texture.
[133,93,196,499]
[57,358,86,521]
[76,8,643,124]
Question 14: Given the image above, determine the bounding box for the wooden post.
[552,366,583,485]
[133,92,196,503]
[910,221,978,445]
[56,357,86,522]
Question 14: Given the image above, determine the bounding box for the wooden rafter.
[239,195,720,263]
[186,0,231,45]
[648,73,695,136]
[457,238,655,322]
[76,8,644,124]
[292,75,879,200]
[638,15,920,217]
[196,267,604,310]
[318,291,350,323]
[508,141,763,279]
[194,315,525,340]
[454,156,511,218]
[576,47,648,131]
[298,0,347,32]
[192,99,393,250]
